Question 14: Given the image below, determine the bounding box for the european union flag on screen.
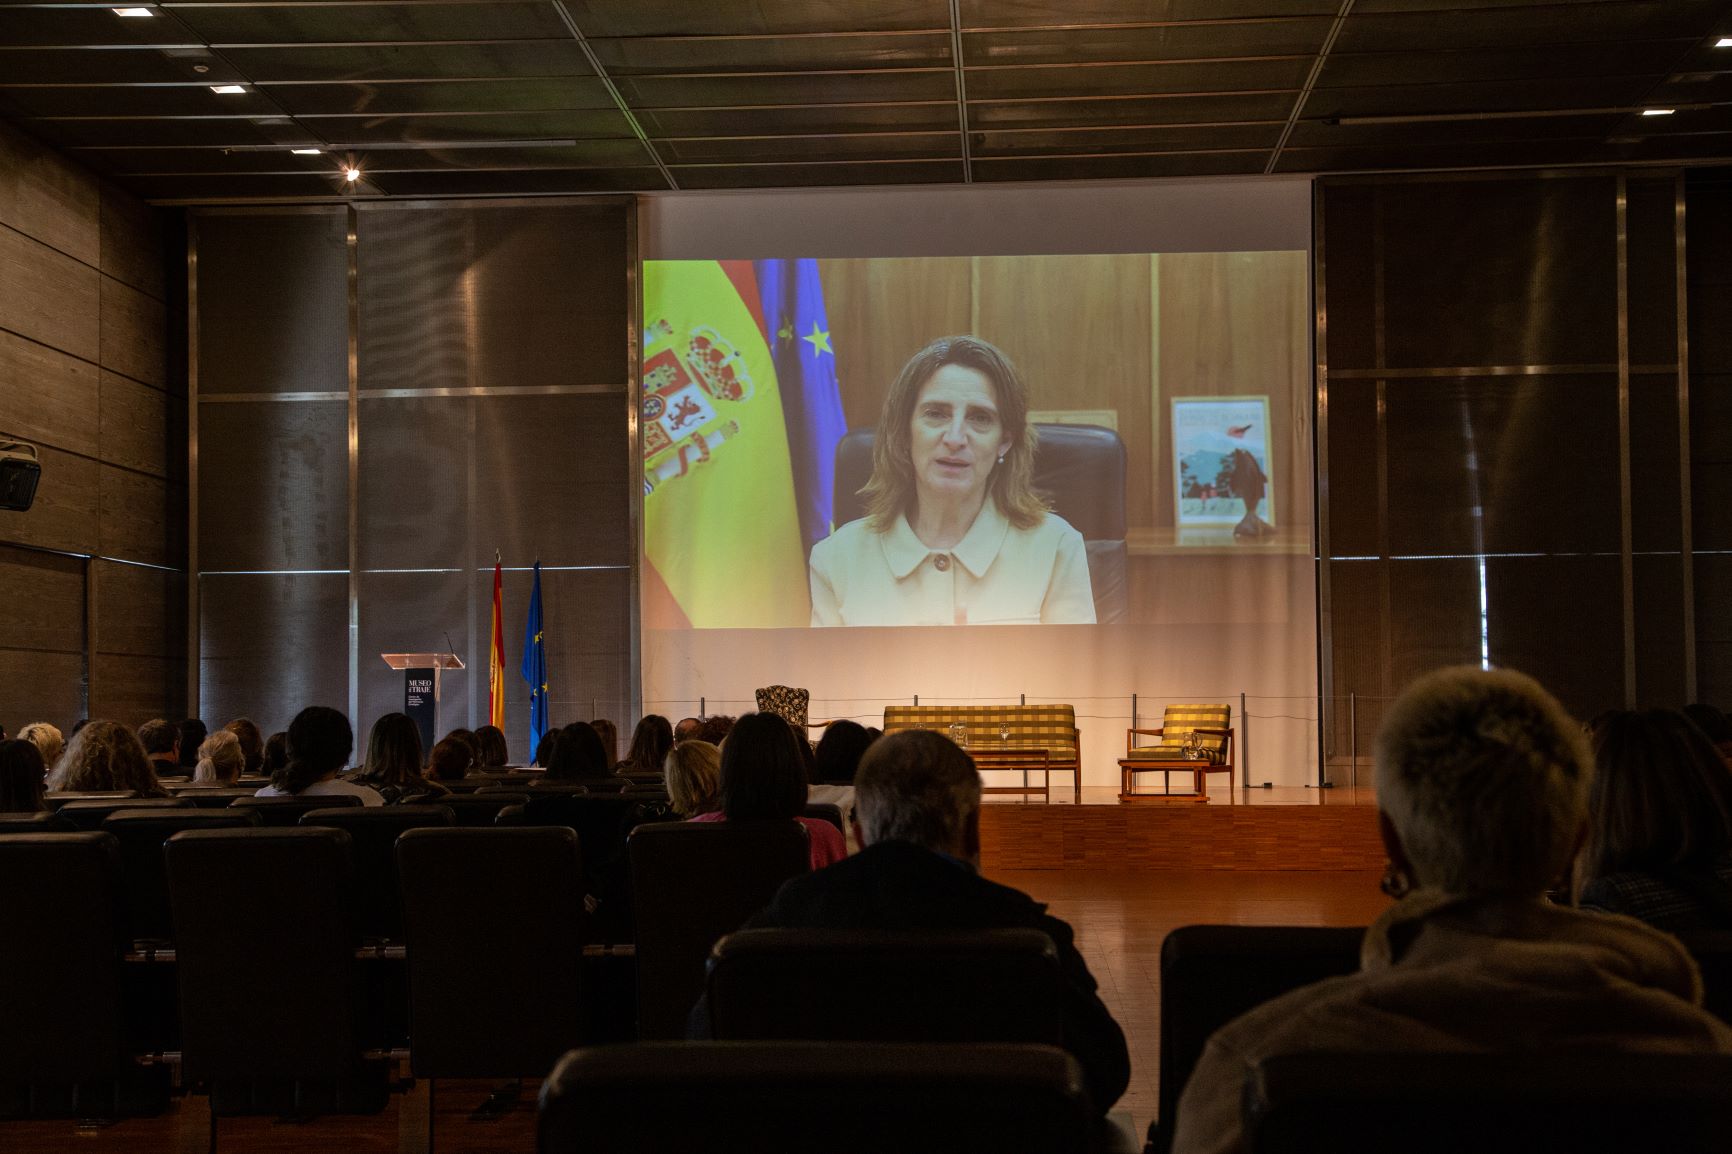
[757,258,848,555]
[520,560,549,758]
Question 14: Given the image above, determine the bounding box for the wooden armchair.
[1119,703,1235,801]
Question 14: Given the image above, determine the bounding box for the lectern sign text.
[405,667,437,756]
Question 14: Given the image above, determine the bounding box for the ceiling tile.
[221,42,594,83]
[267,78,620,117]
[588,32,953,75]
[613,70,957,108]
[671,158,965,188]
[964,19,1333,65]
[971,151,1267,180]
[638,102,961,137]
[169,3,573,45]
[966,57,1314,100]
[959,0,1340,28]
[969,92,1298,128]
[560,0,948,38]
[656,132,960,163]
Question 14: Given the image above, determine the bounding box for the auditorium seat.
[522,793,639,886]
[57,797,193,831]
[628,821,810,1039]
[228,793,362,826]
[1153,924,1363,1152]
[800,802,844,832]
[168,786,264,809]
[705,928,1063,1044]
[102,808,262,943]
[165,827,389,1130]
[537,1041,1094,1153]
[1243,1051,1732,1153]
[0,832,169,1119]
[438,791,529,826]
[397,828,586,1094]
[494,802,528,826]
[0,810,75,833]
[298,805,454,943]
[45,790,137,809]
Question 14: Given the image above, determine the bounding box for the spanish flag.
[642,260,808,628]
[487,555,505,730]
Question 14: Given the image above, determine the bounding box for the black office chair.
[1244,1051,1732,1153]
[833,423,1129,623]
[538,1042,1094,1154]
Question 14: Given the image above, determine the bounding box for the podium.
[381,652,464,756]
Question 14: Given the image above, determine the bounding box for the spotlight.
[344,167,361,182]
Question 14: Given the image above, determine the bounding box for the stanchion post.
[1349,692,1357,791]
[1240,691,1249,789]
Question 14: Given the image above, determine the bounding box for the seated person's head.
[590,718,619,762]
[363,712,426,786]
[426,736,472,783]
[473,724,509,768]
[718,712,807,821]
[664,739,721,817]
[532,730,557,769]
[1582,709,1732,882]
[545,722,611,781]
[854,730,982,864]
[223,718,264,776]
[193,730,245,785]
[625,714,675,776]
[178,719,208,768]
[696,714,736,746]
[17,723,64,768]
[276,706,354,794]
[1375,666,1590,899]
[137,718,180,764]
[674,716,703,741]
[814,720,877,785]
[48,720,160,795]
[0,739,48,814]
[262,731,289,776]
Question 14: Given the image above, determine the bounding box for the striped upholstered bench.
[881,705,1081,803]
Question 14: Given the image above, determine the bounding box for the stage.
[978,785,1383,872]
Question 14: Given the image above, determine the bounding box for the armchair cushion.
[1127,705,1232,764]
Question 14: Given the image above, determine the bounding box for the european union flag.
[520,560,549,759]
[757,258,848,555]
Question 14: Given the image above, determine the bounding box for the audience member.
[254,706,381,806]
[355,712,448,801]
[192,730,245,785]
[1683,702,1732,764]
[48,720,167,797]
[532,730,556,769]
[443,727,482,773]
[0,739,48,813]
[688,711,845,869]
[695,714,736,745]
[426,736,473,784]
[137,718,184,778]
[674,716,702,741]
[474,724,510,769]
[223,717,264,776]
[731,728,1129,1112]
[1578,709,1732,932]
[545,721,613,783]
[261,730,289,776]
[590,718,620,766]
[814,719,876,785]
[1171,667,1732,1154]
[620,714,675,780]
[178,718,207,770]
[16,722,64,769]
[663,740,721,817]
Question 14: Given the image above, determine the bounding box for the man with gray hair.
[737,729,1130,1112]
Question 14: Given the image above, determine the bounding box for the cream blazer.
[807,498,1095,627]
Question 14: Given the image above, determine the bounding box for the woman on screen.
[808,335,1094,627]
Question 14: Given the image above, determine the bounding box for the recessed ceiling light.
[112,7,156,16]
[1641,108,1676,116]
[291,148,323,155]
[209,84,246,95]
[344,167,361,182]
[1717,37,1732,48]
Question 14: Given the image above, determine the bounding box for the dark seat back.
[167,786,263,809]
[229,793,363,826]
[0,833,127,1085]
[1679,931,1732,1027]
[1157,924,1363,1151]
[397,828,586,1078]
[165,828,362,1087]
[298,805,454,942]
[706,928,1064,1044]
[1245,1052,1732,1153]
[628,821,810,1039]
[102,808,262,941]
[45,791,137,809]
[537,1042,1093,1153]
[0,810,75,833]
[57,797,192,831]
[800,802,843,832]
[437,791,529,827]
[522,793,639,885]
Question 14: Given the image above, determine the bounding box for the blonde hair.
[1375,666,1591,897]
[195,730,245,785]
[48,720,163,796]
[17,723,64,768]
[663,739,721,818]
[860,335,1047,533]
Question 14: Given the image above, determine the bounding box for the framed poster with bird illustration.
[1172,396,1276,535]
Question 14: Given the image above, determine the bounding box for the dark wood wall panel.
[0,117,183,733]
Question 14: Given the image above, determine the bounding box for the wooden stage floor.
[4,792,1390,1152]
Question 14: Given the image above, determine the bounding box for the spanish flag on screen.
[642,260,812,628]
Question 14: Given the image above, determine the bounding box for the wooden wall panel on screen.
[90,653,182,728]
[100,276,168,390]
[0,120,100,268]
[0,444,98,556]
[0,545,85,654]
[976,254,1153,528]
[99,466,181,570]
[0,331,100,458]
[98,185,167,302]
[1156,251,1308,530]
[94,560,185,661]
[0,650,86,733]
[0,226,100,361]
[819,257,971,430]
